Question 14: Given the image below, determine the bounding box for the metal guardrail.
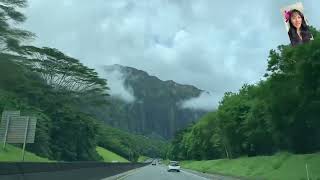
[0,162,149,180]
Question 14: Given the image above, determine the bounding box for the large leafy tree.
[19,47,107,92]
[0,0,109,161]
[0,0,34,51]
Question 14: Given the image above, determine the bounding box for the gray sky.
[21,0,320,110]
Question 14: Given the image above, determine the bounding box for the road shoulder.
[101,165,147,180]
[182,168,248,180]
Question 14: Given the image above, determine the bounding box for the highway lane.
[118,165,209,180]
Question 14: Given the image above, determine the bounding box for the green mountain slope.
[89,64,208,139]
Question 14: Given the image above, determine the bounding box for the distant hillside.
[90,64,208,139]
[96,123,168,161]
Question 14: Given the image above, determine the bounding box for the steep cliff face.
[97,64,207,139]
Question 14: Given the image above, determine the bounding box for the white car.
[167,161,180,172]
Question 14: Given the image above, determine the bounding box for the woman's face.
[290,12,302,29]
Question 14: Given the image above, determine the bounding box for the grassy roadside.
[181,152,320,180]
[96,146,129,162]
[0,144,50,162]
[0,145,130,163]
[138,155,150,162]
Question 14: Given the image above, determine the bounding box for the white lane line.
[181,169,210,180]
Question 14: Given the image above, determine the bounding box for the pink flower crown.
[284,10,292,23]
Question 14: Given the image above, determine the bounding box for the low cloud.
[179,91,221,111]
[98,66,135,103]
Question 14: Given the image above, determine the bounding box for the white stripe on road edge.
[181,169,210,180]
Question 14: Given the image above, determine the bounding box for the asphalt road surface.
[114,165,209,180]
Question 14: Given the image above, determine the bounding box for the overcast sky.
[21,0,320,110]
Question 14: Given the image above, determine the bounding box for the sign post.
[3,116,10,150]
[22,117,30,161]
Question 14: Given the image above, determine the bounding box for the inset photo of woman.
[281,2,313,46]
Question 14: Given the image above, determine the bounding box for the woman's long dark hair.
[288,9,312,46]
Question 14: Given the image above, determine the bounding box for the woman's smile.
[291,13,302,29]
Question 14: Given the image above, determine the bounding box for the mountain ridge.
[92,64,209,139]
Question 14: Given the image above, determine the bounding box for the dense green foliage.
[137,155,150,163]
[0,49,105,161]
[169,27,320,160]
[0,0,168,161]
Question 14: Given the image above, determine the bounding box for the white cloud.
[180,91,220,111]
[98,67,135,103]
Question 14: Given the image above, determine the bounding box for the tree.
[0,0,34,52]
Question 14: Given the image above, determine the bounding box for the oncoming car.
[151,160,156,165]
[167,161,180,172]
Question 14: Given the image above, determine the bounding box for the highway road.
[103,164,243,180]
[118,165,209,180]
